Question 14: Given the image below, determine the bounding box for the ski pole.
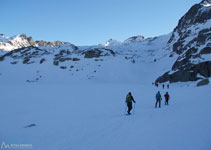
[124,103,127,114]
[133,103,136,114]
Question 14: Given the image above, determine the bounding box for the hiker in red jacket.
[164,92,170,105]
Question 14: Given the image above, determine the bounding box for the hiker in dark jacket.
[155,91,162,108]
[125,92,136,114]
[164,92,170,105]
[167,84,170,89]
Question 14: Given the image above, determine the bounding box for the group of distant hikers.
[125,83,170,115]
[153,82,170,89]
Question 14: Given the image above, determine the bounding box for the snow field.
[0,83,210,150]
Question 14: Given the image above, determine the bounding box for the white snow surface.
[0,31,210,150]
[100,39,122,47]
[0,81,210,150]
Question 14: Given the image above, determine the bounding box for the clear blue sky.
[1,0,200,45]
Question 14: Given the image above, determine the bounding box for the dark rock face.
[23,58,31,64]
[53,49,74,63]
[168,4,211,55]
[60,66,67,69]
[156,61,211,83]
[40,58,46,64]
[156,2,211,83]
[201,0,211,5]
[53,60,59,66]
[168,4,211,45]
[197,78,209,86]
[83,49,102,58]
[124,35,145,42]
[0,46,50,63]
[35,40,69,47]
[72,58,80,61]
[200,47,211,54]
[83,48,115,58]
[27,36,35,46]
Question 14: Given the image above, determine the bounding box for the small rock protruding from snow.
[124,35,145,43]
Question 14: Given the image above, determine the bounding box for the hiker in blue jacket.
[155,91,162,108]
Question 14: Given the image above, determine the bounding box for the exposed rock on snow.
[82,48,115,58]
[24,124,36,128]
[0,1,210,84]
[156,2,211,83]
[0,46,50,63]
[197,78,209,86]
[124,35,145,43]
[0,33,77,51]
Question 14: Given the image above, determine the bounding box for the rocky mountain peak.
[201,0,211,6]
[156,1,211,83]
[168,2,211,53]
[19,33,27,39]
[0,34,76,51]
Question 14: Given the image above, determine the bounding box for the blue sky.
[1,0,200,45]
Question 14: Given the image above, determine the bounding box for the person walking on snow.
[126,92,136,115]
[164,92,170,105]
[155,91,162,108]
[167,84,170,89]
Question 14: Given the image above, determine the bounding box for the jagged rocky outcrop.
[0,1,210,84]
[124,35,145,43]
[0,33,76,51]
[0,46,50,64]
[156,1,211,83]
[0,34,35,51]
[0,42,115,72]
[82,48,115,58]
[35,40,70,47]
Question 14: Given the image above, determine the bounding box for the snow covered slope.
[0,80,211,150]
[0,1,211,150]
[0,33,174,84]
[156,1,211,83]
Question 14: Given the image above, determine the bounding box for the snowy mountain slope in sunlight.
[156,2,211,83]
[0,33,175,85]
[0,34,34,51]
